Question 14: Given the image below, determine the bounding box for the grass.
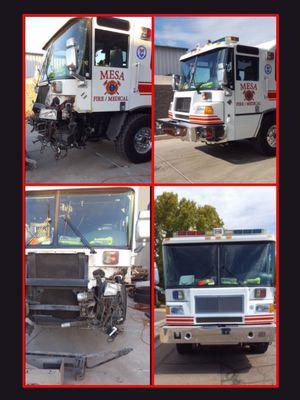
[25,78,36,117]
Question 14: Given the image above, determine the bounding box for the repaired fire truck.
[159,228,275,354]
[29,17,151,163]
[157,36,276,156]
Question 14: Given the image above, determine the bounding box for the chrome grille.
[195,295,244,314]
[175,97,191,113]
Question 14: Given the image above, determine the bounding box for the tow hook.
[221,327,231,335]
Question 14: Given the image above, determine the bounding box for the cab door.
[92,19,131,112]
[234,49,261,139]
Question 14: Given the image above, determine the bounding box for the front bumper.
[156,118,226,143]
[159,324,275,345]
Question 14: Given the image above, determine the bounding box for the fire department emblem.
[104,79,121,95]
[243,90,255,101]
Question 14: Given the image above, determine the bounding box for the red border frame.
[22,13,279,389]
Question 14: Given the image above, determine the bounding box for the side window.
[236,55,259,81]
[94,29,129,68]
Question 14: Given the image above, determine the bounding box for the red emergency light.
[141,27,151,40]
[175,231,205,237]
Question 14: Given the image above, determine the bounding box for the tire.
[176,343,193,354]
[115,113,151,163]
[254,114,276,156]
[133,286,150,305]
[248,342,269,354]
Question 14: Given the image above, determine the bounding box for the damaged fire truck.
[29,17,151,163]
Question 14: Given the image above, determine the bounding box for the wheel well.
[129,107,151,115]
[255,109,275,137]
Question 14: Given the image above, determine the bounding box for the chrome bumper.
[156,118,226,143]
[159,324,275,345]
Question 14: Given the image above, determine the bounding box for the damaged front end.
[26,253,127,338]
[29,94,89,160]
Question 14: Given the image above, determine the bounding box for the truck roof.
[43,16,151,50]
[163,233,275,245]
[180,36,276,61]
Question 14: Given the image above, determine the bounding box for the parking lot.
[26,124,151,183]
[154,309,276,386]
[26,297,150,385]
[155,136,276,183]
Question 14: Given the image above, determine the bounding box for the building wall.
[26,53,43,78]
[155,45,187,76]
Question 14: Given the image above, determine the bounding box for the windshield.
[26,190,134,248]
[163,241,275,288]
[179,48,230,91]
[41,19,90,81]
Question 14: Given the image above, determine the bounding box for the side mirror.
[217,63,228,87]
[172,74,180,91]
[135,210,150,250]
[66,37,78,72]
[154,264,160,285]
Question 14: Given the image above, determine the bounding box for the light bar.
[174,228,266,237]
[212,36,239,45]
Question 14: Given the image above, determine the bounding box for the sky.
[155,17,276,49]
[26,17,71,53]
[155,186,276,235]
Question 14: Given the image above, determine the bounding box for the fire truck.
[159,228,275,354]
[157,36,276,156]
[29,17,152,163]
[25,186,150,337]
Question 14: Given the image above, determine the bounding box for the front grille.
[196,316,243,323]
[26,253,87,280]
[175,97,191,113]
[175,113,189,120]
[195,295,244,314]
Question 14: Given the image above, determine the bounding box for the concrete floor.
[154,307,276,386]
[26,297,150,385]
[155,136,276,183]
[26,125,151,183]
[155,341,276,385]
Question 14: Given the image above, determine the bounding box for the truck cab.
[25,186,149,335]
[159,228,275,354]
[157,36,276,156]
[30,17,152,163]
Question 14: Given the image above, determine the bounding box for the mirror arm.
[134,239,146,254]
[69,71,87,87]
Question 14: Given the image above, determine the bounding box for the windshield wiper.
[62,215,96,254]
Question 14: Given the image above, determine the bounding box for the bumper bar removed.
[159,324,275,345]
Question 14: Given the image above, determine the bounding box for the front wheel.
[115,113,151,163]
[254,114,276,156]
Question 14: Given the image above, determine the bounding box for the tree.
[155,192,224,287]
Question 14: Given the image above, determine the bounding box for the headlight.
[173,290,184,300]
[168,305,184,315]
[39,108,57,120]
[255,303,271,313]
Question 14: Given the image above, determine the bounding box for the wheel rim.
[134,127,151,154]
[266,125,276,148]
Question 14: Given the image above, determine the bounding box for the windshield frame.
[40,18,92,83]
[163,240,275,288]
[26,188,135,250]
[178,47,233,92]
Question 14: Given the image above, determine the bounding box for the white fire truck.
[159,228,275,354]
[29,17,151,163]
[25,186,150,337]
[157,36,276,156]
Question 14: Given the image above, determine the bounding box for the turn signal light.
[103,251,119,265]
[204,106,214,114]
[254,288,266,298]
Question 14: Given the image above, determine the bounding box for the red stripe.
[138,83,152,94]
[267,91,276,99]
